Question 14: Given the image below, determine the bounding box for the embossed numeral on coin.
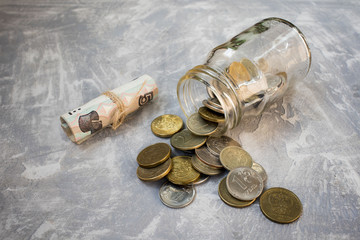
[172,191,186,202]
[226,167,263,201]
[232,174,248,191]
[175,131,192,144]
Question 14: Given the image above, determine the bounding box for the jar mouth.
[177,65,242,131]
[263,17,312,76]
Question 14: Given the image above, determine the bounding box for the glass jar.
[177,17,311,133]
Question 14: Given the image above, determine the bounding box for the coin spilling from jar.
[136,99,302,223]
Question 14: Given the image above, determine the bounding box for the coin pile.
[136,142,172,181]
[136,105,302,223]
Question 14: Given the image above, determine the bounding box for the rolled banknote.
[60,74,158,144]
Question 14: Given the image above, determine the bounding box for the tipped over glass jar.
[177,17,311,133]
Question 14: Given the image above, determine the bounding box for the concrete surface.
[0,0,359,239]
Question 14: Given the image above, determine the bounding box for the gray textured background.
[1,0,359,239]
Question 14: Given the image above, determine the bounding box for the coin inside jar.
[167,156,201,185]
[151,114,183,137]
[218,177,256,208]
[228,61,251,84]
[186,113,218,136]
[170,129,207,151]
[202,98,224,114]
[220,146,253,170]
[260,187,303,224]
[241,58,259,79]
[226,167,263,201]
[206,135,241,156]
[136,158,172,181]
[159,181,196,208]
[137,143,171,168]
[198,106,225,123]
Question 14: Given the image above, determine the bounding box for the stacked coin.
[136,143,172,181]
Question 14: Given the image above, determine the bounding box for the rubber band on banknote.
[103,80,147,130]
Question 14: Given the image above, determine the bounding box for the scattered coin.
[189,174,209,185]
[170,129,207,151]
[151,114,183,137]
[198,106,225,123]
[218,177,256,208]
[167,156,201,185]
[226,167,263,201]
[202,98,224,114]
[220,146,253,170]
[187,113,218,136]
[136,158,172,181]
[206,135,241,156]
[251,162,267,183]
[137,143,171,168]
[260,187,302,224]
[138,107,297,214]
[195,145,223,169]
[159,181,196,208]
[191,155,223,176]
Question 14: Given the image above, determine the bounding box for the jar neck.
[177,64,243,131]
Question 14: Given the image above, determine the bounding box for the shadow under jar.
[177,17,311,133]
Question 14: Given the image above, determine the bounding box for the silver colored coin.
[191,155,223,176]
[226,167,264,201]
[195,145,223,169]
[187,113,218,136]
[206,136,241,156]
[159,181,196,208]
[208,97,222,108]
[251,162,267,183]
[202,98,224,114]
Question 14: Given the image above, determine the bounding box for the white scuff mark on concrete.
[135,210,163,239]
[30,221,55,240]
[10,151,26,159]
[22,161,60,180]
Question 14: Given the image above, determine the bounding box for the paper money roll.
[60,75,158,144]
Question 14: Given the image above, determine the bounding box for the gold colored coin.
[228,61,251,84]
[240,58,259,79]
[167,156,201,185]
[151,114,183,138]
[218,177,256,208]
[137,158,172,181]
[257,58,268,72]
[219,146,253,170]
[191,155,223,176]
[170,129,207,151]
[260,187,303,224]
[137,143,171,168]
[187,113,218,136]
[198,107,225,123]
